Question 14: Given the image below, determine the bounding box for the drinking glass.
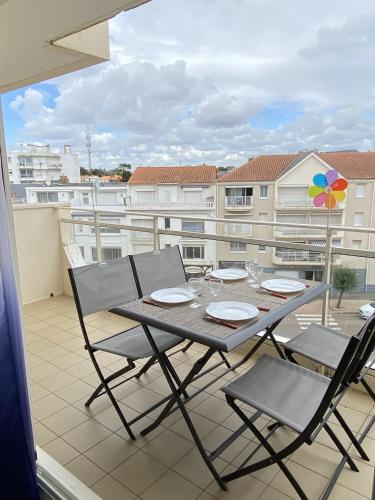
[188,278,204,308]
[208,278,223,299]
[245,259,256,285]
[250,263,263,288]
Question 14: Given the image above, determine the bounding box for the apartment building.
[126,165,217,269]
[8,143,80,184]
[24,182,129,262]
[217,151,375,291]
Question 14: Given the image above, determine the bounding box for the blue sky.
[2,83,59,147]
[249,102,303,130]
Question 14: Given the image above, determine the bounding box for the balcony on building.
[276,186,345,210]
[224,187,253,211]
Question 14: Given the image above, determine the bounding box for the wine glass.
[250,263,264,288]
[208,278,223,299]
[245,260,256,285]
[188,278,204,308]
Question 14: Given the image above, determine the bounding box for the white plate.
[261,279,305,294]
[206,301,259,321]
[150,287,195,304]
[211,268,248,281]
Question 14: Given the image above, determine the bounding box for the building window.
[353,212,365,227]
[79,246,85,258]
[182,246,205,259]
[225,187,253,206]
[82,192,90,205]
[181,220,204,233]
[103,248,122,260]
[20,168,33,178]
[36,192,58,203]
[258,245,267,252]
[18,155,32,166]
[92,247,122,261]
[91,219,121,234]
[259,185,268,199]
[132,218,153,239]
[230,242,247,252]
[352,240,362,249]
[356,184,365,198]
[225,222,251,235]
[165,217,171,229]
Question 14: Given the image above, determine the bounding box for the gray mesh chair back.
[348,312,375,383]
[69,257,139,317]
[130,246,186,295]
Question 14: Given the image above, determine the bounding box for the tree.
[114,163,132,182]
[332,267,357,308]
[80,166,89,176]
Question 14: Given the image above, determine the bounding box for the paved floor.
[24,295,375,499]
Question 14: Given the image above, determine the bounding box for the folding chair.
[283,313,375,462]
[68,257,184,440]
[220,335,362,500]
[130,246,231,371]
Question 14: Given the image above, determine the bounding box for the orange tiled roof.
[218,154,296,182]
[128,165,217,184]
[219,151,375,182]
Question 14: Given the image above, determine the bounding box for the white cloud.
[6,0,375,168]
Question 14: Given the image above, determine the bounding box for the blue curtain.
[0,139,38,497]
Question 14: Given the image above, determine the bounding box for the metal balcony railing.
[274,249,325,263]
[225,195,252,207]
[125,201,214,210]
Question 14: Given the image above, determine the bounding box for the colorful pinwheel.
[307,170,348,208]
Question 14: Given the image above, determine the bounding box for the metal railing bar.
[67,206,375,234]
[60,216,375,259]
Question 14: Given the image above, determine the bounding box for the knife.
[203,315,238,329]
[142,299,171,309]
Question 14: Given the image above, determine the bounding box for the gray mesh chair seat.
[284,323,349,369]
[220,337,364,500]
[222,354,330,433]
[92,325,182,360]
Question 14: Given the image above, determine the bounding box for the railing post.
[94,211,102,262]
[321,229,333,326]
[153,215,160,251]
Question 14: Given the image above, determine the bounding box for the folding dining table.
[111,274,329,489]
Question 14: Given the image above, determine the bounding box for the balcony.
[9,204,375,499]
[273,248,326,265]
[224,196,253,211]
[277,196,345,210]
[125,201,214,210]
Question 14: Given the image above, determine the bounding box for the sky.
[3,0,375,170]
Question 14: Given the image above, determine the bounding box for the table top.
[111,273,329,352]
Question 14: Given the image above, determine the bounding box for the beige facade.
[217,153,375,290]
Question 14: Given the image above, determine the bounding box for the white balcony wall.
[12,205,71,304]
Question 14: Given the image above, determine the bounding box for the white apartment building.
[126,165,217,270]
[8,143,80,184]
[24,182,129,263]
[217,151,375,292]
